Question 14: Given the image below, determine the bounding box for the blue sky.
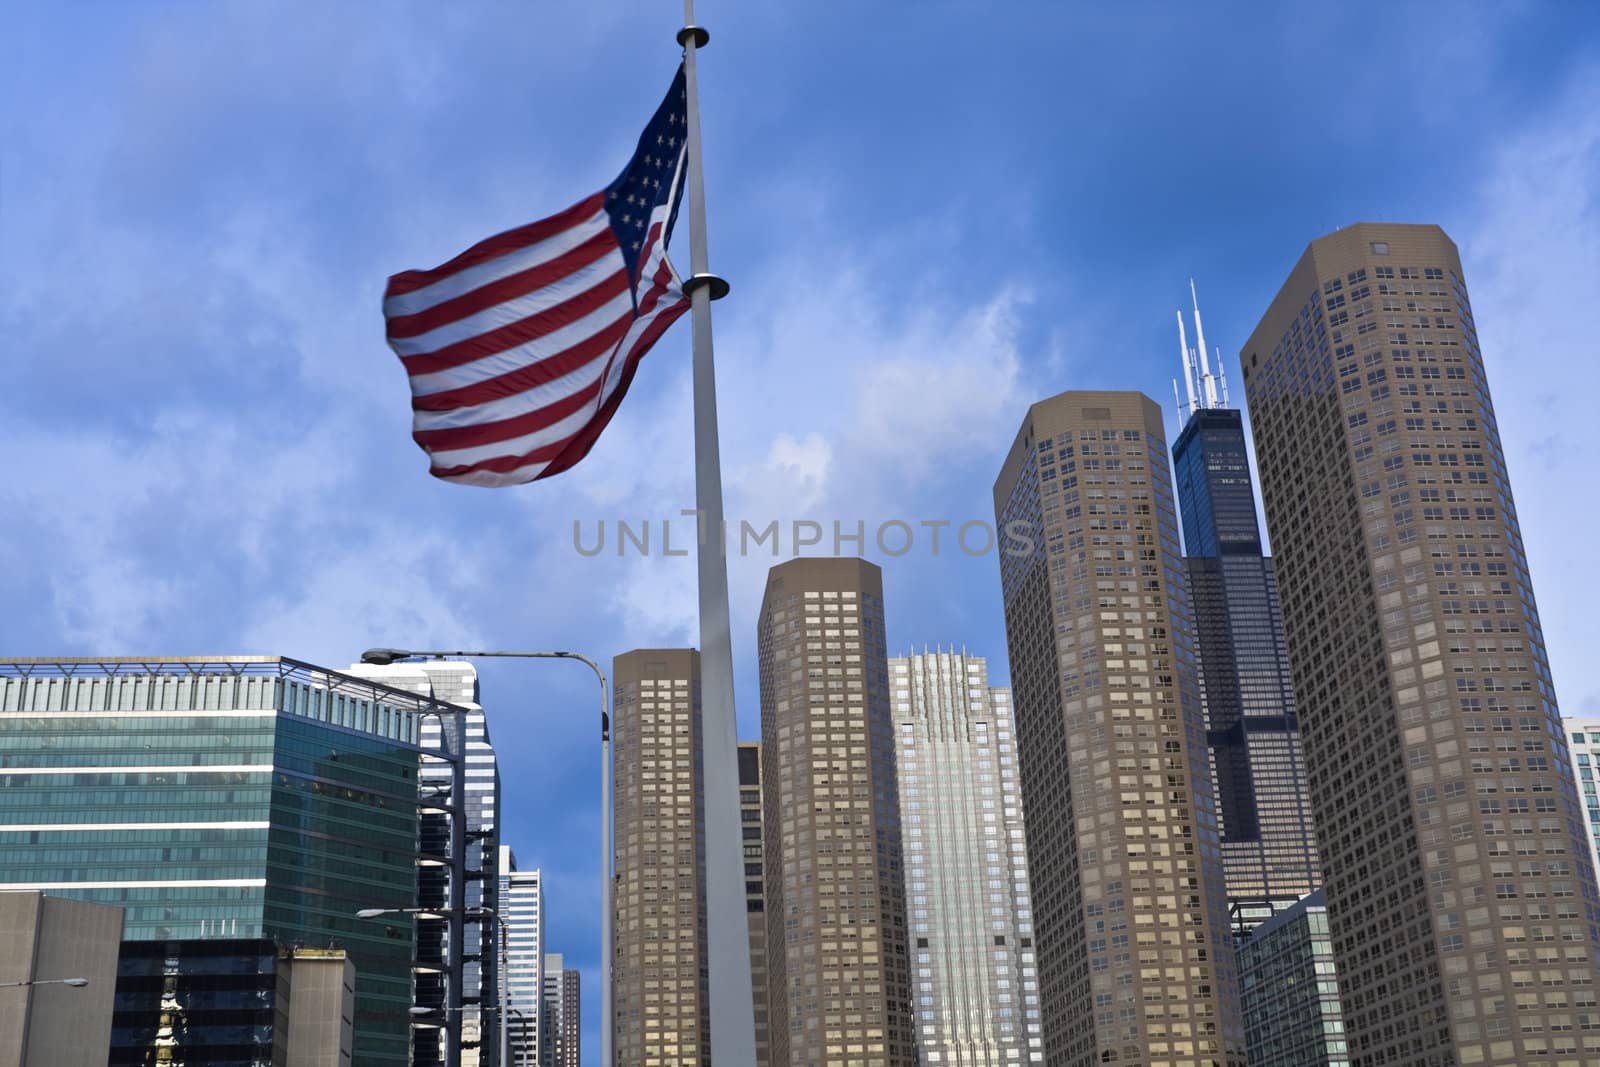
[5,3,1599,1061]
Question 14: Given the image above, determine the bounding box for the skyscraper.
[889,649,1043,1064]
[611,649,710,1065]
[542,952,564,1066]
[499,849,544,1067]
[1170,289,1321,934]
[348,659,504,1066]
[757,557,915,1066]
[739,741,773,1067]
[560,966,581,1067]
[1240,223,1600,1065]
[993,391,1247,1066]
[0,656,459,1066]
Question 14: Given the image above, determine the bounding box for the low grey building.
[0,890,122,1067]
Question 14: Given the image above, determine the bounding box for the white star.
[622,213,632,225]
[656,134,664,145]
[667,135,678,148]
[632,240,641,251]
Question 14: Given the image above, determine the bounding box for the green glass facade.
[0,658,451,1066]
[1236,891,1349,1067]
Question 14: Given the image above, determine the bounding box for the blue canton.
[605,65,688,289]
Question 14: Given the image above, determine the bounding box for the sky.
[5,3,1600,1061]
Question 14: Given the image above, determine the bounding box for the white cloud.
[1459,70,1600,714]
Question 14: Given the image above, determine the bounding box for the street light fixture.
[0,977,89,989]
[359,645,613,1067]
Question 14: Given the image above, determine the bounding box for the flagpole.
[677,4,759,1065]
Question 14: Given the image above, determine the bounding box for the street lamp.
[357,905,513,1067]
[0,977,89,989]
[360,646,612,1067]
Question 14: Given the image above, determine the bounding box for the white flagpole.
[677,3,759,1064]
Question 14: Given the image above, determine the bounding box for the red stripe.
[385,193,607,298]
[536,299,689,480]
[410,314,631,412]
[397,269,630,376]
[385,229,617,340]
[413,371,606,453]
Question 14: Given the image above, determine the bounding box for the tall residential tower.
[1240,223,1600,1065]
[890,649,1043,1064]
[611,649,710,1065]
[993,391,1247,1067]
[758,557,915,1066]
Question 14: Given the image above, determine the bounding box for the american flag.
[383,67,691,486]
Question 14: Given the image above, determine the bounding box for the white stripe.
[5,710,275,719]
[1,765,269,775]
[425,394,600,469]
[408,287,633,398]
[440,459,554,488]
[597,289,683,413]
[388,255,623,357]
[383,209,610,318]
[412,344,614,434]
[0,821,269,832]
[0,879,268,890]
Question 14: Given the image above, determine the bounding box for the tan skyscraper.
[1240,223,1600,1066]
[758,557,916,1066]
[993,390,1248,1067]
[740,741,774,1067]
[611,649,710,1065]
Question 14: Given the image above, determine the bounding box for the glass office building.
[0,656,465,1067]
[1235,892,1349,1067]
[348,659,503,1067]
[1562,721,1600,889]
[1172,405,1321,934]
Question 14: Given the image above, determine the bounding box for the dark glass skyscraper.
[1172,324,1320,935]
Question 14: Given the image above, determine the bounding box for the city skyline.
[6,5,1600,1064]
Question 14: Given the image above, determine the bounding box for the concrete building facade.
[0,891,121,1067]
[1240,223,1600,1065]
[560,966,581,1067]
[757,557,916,1066]
[889,650,1043,1064]
[611,649,710,1065]
[992,391,1247,1066]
